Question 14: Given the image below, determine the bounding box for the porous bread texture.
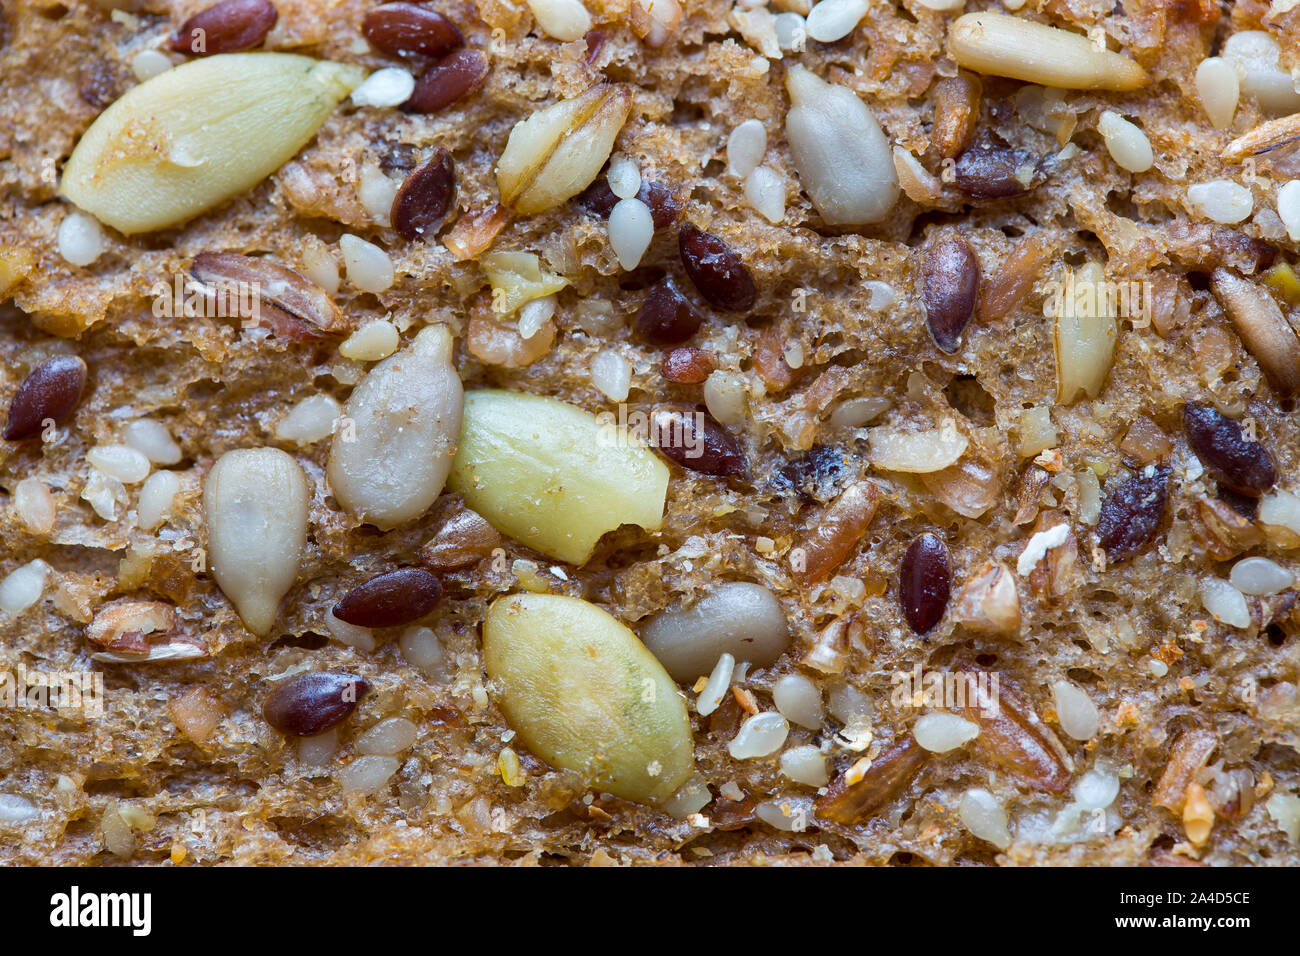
[0,0,1298,865]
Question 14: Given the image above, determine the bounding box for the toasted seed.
[419,505,502,569]
[263,671,369,736]
[947,11,1148,91]
[448,389,669,564]
[327,325,464,530]
[869,422,968,473]
[900,532,951,635]
[1223,113,1300,161]
[962,672,1072,792]
[3,355,87,442]
[922,235,980,353]
[634,277,702,345]
[333,568,442,628]
[405,48,489,113]
[191,252,348,340]
[954,141,1041,199]
[647,404,745,476]
[362,2,464,58]
[661,346,715,383]
[1054,261,1118,404]
[920,457,1000,519]
[951,561,1021,638]
[1152,728,1217,814]
[1183,402,1276,495]
[793,480,879,585]
[85,600,178,650]
[204,447,309,636]
[496,84,632,216]
[816,737,929,824]
[678,225,757,312]
[1096,464,1171,563]
[784,65,899,226]
[931,73,981,159]
[483,593,694,804]
[979,235,1050,323]
[61,54,364,234]
[1210,268,1300,396]
[170,0,278,56]
[391,148,456,241]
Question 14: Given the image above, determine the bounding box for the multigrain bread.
[1,0,1299,865]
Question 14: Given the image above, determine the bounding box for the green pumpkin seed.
[61,53,365,234]
[483,593,694,805]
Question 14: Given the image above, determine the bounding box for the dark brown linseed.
[263,672,369,737]
[3,355,88,442]
[333,568,443,628]
[392,148,456,241]
[362,2,464,59]
[170,0,278,56]
[404,49,489,114]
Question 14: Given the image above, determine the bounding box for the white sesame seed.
[1051,680,1099,741]
[339,319,400,361]
[87,444,152,484]
[526,0,593,42]
[1097,111,1154,173]
[805,0,869,43]
[744,165,786,223]
[275,394,343,445]
[780,745,830,787]
[1188,180,1254,224]
[1229,556,1294,595]
[773,673,823,729]
[959,789,1011,850]
[298,239,340,295]
[350,67,416,108]
[517,294,557,341]
[1200,577,1251,629]
[13,477,56,535]
[137,470,181,531]
[0,560,51,616]
[130,49,173,81]
[1277,180,1300,240]
[608,197,654,270]
[915,0,965,9]
[728,712,790,759]
[339,234,394,293]
[358,163,400,227]
[913,712,979,753]
[57,210,104,267]
[590,348,632,402]
[607,155,641,199]
[123,418,182,465]
[727,119,767,178]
